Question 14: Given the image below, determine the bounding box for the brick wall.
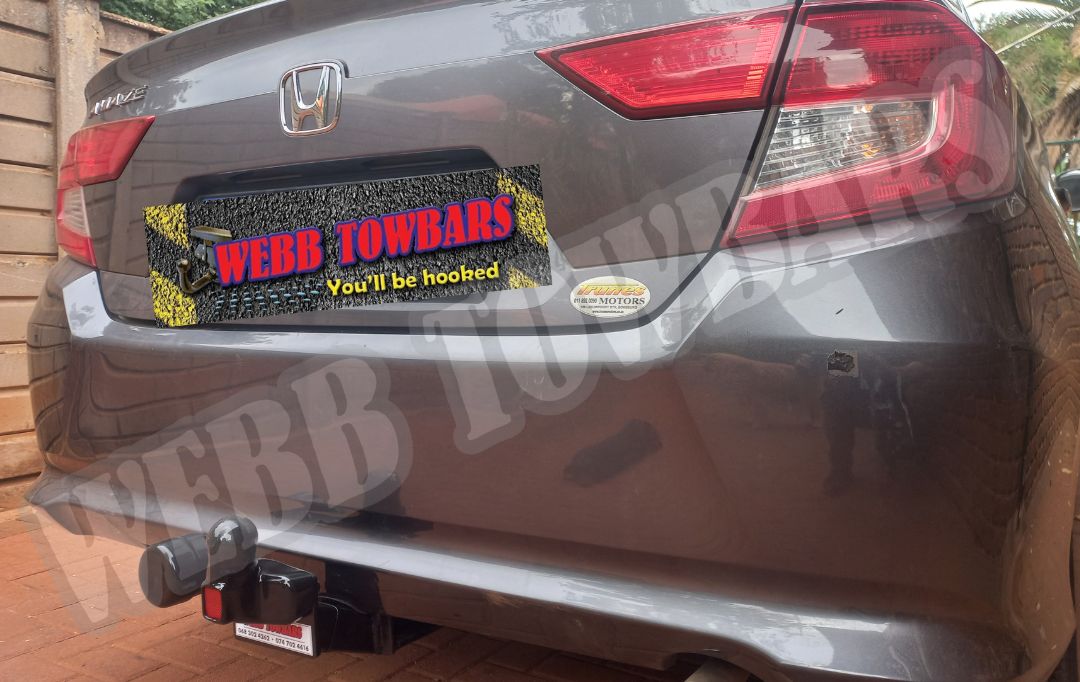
[0,0,165,481]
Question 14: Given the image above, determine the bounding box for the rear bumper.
[25,214,1072,680]
[29,464,1022,682]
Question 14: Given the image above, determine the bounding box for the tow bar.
[138,516,433,657]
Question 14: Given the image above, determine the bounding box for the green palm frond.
[974,1,1080,119]
[1044,75,1080,166]
[968,0,1079,10]
[979,9,1075,33]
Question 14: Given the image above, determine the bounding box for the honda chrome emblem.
[279,62,343,137]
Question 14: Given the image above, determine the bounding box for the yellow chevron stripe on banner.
[145,204,189,248]
[496,175,548,248]
[507,266,539,289]
[150,269,197,327]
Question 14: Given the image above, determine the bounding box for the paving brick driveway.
[0,478,695,682]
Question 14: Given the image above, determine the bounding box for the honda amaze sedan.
[26,0,1080,679]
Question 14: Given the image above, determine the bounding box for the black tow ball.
[141,518,412,655]
[138,532,208,608]
[200,516,318,625]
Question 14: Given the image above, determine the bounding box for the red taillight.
[537,9,792,119]
[783,4,984,106]
[56,116,154,267]
[727,0,1015,244]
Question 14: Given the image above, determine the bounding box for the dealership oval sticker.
[571,277,651,318]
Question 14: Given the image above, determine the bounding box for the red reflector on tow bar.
[202,584,225,622]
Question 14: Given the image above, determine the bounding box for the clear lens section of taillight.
[755,100,935,188]
[726,0,1016,245]
[536,8,792,119]
[56,186,93,265]
[56,116,154,266]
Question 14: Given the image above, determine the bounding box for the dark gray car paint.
[27,0,1080,680]
[84,0,788,333]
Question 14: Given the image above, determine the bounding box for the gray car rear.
[27,0,1080,680]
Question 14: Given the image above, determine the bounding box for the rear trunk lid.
[86,0,791,331]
